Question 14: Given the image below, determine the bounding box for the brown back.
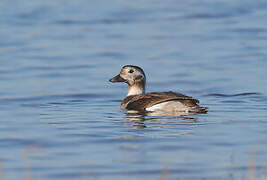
[121,91,200,110]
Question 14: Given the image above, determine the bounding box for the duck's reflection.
[125,110,204,128]
[124,110,147,128]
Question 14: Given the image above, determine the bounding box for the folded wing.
[121,91,200,111]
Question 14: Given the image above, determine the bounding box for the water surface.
[1,0,267,179]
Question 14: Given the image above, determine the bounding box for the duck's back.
[121,91,207,113]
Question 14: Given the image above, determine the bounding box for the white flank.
[146,101,189,112]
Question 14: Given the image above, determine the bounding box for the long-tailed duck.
[109,65,207,114]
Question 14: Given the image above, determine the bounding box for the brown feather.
[121,91,201,111]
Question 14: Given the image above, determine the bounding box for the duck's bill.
[109,74,125,83]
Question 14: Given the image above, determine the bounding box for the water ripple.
[0,93,112,103]
[205,92,261,97]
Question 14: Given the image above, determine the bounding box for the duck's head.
[109,65,146,96]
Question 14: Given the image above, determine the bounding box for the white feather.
[146,101,190,112]
[127,86,144,96]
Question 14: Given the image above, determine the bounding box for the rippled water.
[1,0,267,179]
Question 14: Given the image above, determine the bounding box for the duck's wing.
[121,91,200,111]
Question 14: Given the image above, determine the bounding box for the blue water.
[1,0,267,179]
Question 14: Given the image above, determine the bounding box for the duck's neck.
[127,81,145,96]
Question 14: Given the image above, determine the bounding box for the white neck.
[127,85,145,96]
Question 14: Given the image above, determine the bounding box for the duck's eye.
[128,69,134,73]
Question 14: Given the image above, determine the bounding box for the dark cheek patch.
[135,75,143,80]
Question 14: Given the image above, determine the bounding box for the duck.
[109,65,207,114]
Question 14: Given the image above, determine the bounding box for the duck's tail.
[190,106,208,113]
